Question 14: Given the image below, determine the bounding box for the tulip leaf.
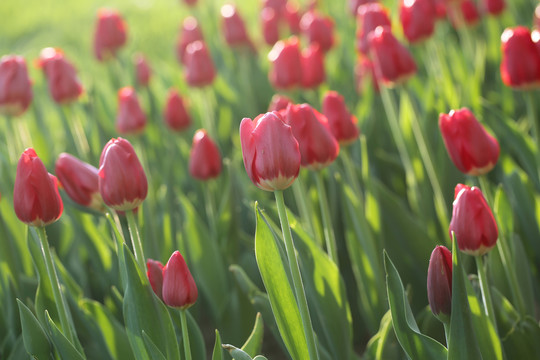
[241,313,264,357]
[254,205,310,360]
[141,331,167,360]
[383,251,447,360]
[253,357,269,360]
[222,344,254,360]
[212,329,224,360]
[45,311,86,360]
[363,310,404,360]
[16,299,51,359]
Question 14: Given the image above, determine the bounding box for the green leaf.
[384,251,447,360]
[364,310,404,360]
[241,313,264,357]
[253,356,269,360]
[254,206,309,360]
[223,344,254,360]
[142,331,167,360]
[45,311,86,360]
[16,299,51,359]
[184,309,207,360]
[212,329,224,360]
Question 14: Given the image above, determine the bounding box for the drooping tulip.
[147,259,165,300]
[176,16,204,64]
[0,55,33,116]
[301,44,325,88]
[14,148,63,227]
[162,251,198,309]
[37,48,83,104]
[268,37,302,89]
[356,3,391,55]
[399,0,437,44]
[300,10,335,53]
[427,245,452,323]
[116,87,147,135]
[93,8,127,61]
[500,27,540,89]
[322,91,359,145]
[134,53,151,87]
[184,41,216,87]
[164,89,191,132]
[189,129,222,180]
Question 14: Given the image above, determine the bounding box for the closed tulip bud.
[268,94,292,112]
[349,0,378,16]
[55,153,103,212]
[481,0,505,16]
[0,55,33,116]
[262,0,288,16]
[147,259,165,300]
[400,0,437,44]
[98,137,148,211]
[300,11,335,53]
[355,55,380,93]
[184,41,216,87]
[368,26,417,86]
[500,27,540,89]
[439,108,499,175]
[535,5,540,30]
[182,0,198,6]
[285,2,302,34]
[427,245,452,323]
[189,129,222,180]
[301,44,325,88]
[240,112,301,191]
[261,7,280,46]
[116,87,147,135]
[221,4,253,49]
[14,148,63,227]
[164,89,191,132]
[93,9,127,61]
[356,3,391,55]
[162,251,198,309]
[37,48,83,104]
[449,184,498,256]
[176,17,204,65]
[134,53,151,87]
[322,91,359,145]
[268,37,302,89]
[283,103,340,170]
[449,0,480,28]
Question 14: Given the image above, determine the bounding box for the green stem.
[180,309,192,360]
[340,148,362,201]
[524,91,540,182]
[105,211,127,288]
[203,180,218,243]
[314,172,339,266]
[292,177,321,246]
[200,88,217,140]
[125,210,146,271]
[443,323,450,347]
[474,255,498,335]
[274,190,319,360]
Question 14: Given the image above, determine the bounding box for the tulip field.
[2,0,540,359]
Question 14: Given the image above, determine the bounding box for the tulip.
[535,4,540,30]
[283,103,340,170]
[147,259,165,300]
[182,0,198,6]
[0,55,33,116]
[14,148,63,227]
[285,2,302,34]
[427,245,452,323]
[93,8,127,61]
[300,11,335,53]
[268,37,302,89]
[55,153,103,212]
[98,137,148,211]
[262,0,288,16]
[37,48,83,104]
[448,0,480,28]
[322,91,359,145]
[480,0,505,15]
[116,87,147,135]
[368,26,417,86]
[449,184,498,256]
[439,108,500,176]
[176,16,204,64]
[268,94,292,112]
[261,7,280,46]
[399,0,437,44]
[164,89,191,132]
[348,0,378,16]
[500,27,540,89]
[189,129,222,180]
[356,3,391,55]
[240,112,301,191]
[301,44,325,88]
[221,4,253,49]
[134,53,151,87]
[184,41,216,87]
[162,251,198,309]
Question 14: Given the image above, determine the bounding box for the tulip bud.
[356,3,391,55]
[349,0,378,16]
[93,8,127,61]
[448,0,480,28]
[500,27,540,89]
[301,44,326,88]
[283,103,340,170]
[176,17,204,65]
[399,0,437,44]
[184,41,216,87]
[285,2,302,34]
[449,184,498,256]
[147,259,164,300]
[535,4,540,30]
[262,0,287,14]
[37,48,83,104]
[14,148,63,227]
[300,11,335,53]
[439,108,499,176]
[368,26,417,86]
[162,251,198,309]
[55,153,104,212]
[240,111,301,191]
[322,91,359,145]
[268,37,302,89]
[164,89,191,132]
[98,137,148,211]
[189,129,222,180]
[221,4,253,49]
[268,94,292,112]
[134,53,151,87]
[261,7,280,46]
[116,87,147,135]
[0,55,33,116]
[480,0,505,16]
[182,0,198,6]
[427,245,452,323]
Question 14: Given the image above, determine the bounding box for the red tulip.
[176,17,204,64]
[147,259,165,300]
[480,0,505,16]
[162,251,198,309]
[93,8,127,61]
[0,55,33,116]
[189,129,222,180]
[356,3,391,55]
[449,184,498,256]
[268,94,292,112]
[268,37,302,89]
[98,137,148,211]
[439,108,500,175]
[535,4,540,30]
[221,4,253,49]
[427,245,452,323]
[184,41,216,87]
[322,91,359,145]
[285,2,302,34]
[116,87,147,135]
[399,0,437,44]
[448,0,480,28]
[164,89,191,132]
[283,103,340,170]
[300,11,335,53]
[261,7,280,46]
[182,0,198,6]
[500,27,540,89]
[301,44,325,88]
[262,0,288,16]
[240,111,301,191]
[348,0,379,16]
[134,53,151,87]
[14,148,63,227]
[37,48,83,104]
[55,153,103,212]
[368,26,417,86]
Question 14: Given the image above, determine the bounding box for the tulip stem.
[105,212,127,288]
[314,171,339,266]
[443,323,450,347]
[180,309,192,360]
[340,148,362,201]
[524,91,540,182]
[474,255,498,335]
[200,88,217,140]
[203,180,218,243]
[292,178,321,246]
[274,190,319,360]
[125,210,146,272]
